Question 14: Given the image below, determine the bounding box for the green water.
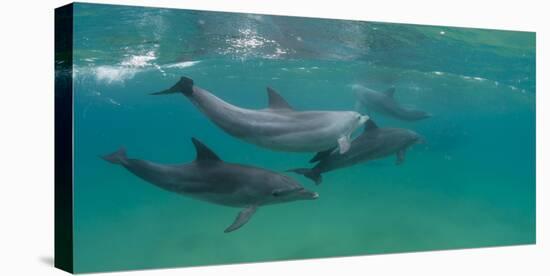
[69,3,535,273]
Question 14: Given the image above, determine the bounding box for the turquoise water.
[70,3,535,273]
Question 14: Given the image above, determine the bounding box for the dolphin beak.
[301,190,319,200]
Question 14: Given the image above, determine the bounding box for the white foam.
[233,28,268,48]
[75,46,202,85]
[153,64,166,76]
[94,66,137,84]
[275,48,287,55]
[86,50,158,84]
[459,75,487,82]
[164,61,200,69]
[120,51,157,68]
[219,28,286,59]
[107,98,121,106]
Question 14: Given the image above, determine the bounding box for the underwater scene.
[70,3,535,273]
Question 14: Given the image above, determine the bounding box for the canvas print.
[55,3,536,273]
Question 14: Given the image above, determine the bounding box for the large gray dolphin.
[153,77,369,154]
[102,138,318,233]
[353,84,431,121]
[289,120,422,184]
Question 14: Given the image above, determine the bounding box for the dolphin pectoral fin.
[224,206,258,233]
[396,149,406,165]
[337,136,351,154]
[309,147,337,163]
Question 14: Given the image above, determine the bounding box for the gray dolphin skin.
[353,84,431,121]
[102,138,318,233]
[289,120,422,184]
[152,77,369,154]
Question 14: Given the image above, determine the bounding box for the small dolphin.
[153,77,369,154]
[353,84,431,121]
[289,120,422,184]
[102,138,318,233]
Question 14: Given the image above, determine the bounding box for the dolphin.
[288,120,422,184]
[102,138,319,233]
[353,84,431,121]
[152,77,369,154]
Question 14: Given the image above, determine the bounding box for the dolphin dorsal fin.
[364,119,378,132]
[191,138,221,162]
[266,87,293,110]
[383,87,396,98]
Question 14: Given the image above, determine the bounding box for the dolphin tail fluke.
[101,147,127,165]
[287,168,322,185]
[151,76,194,96]
[150,90,176,95]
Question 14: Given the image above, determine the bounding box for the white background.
[0,0,547,275]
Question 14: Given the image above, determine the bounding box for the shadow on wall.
[39,256,54,267]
